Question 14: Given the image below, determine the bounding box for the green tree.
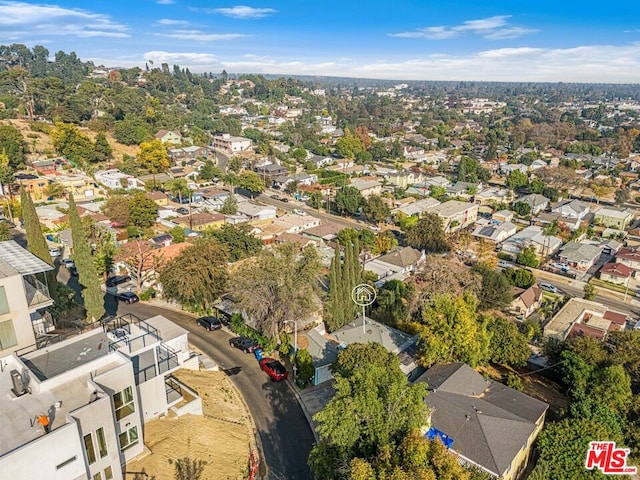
[159,239,228,311]
[173,457,207,480]
[169,225,185,243]
[294,349,315,386]
[20,188,58,303]
[163,178,191,204]
[326,239,362,331]
[335,186,365,216]
[516,245,539,268]
[0,222,11,241]
[405,212,449,253]
[284,180,299,196]
[414,293,490,367]
[309,343,429,479]
[93,132,112,162]
[138,139,169,189]
[236,171,265,196]
[232,243,321,340]
[506,170,528,190]
[486,316,531,366]
[0,149,15,205]
[0,124,26,169]
[226,156,242,173]
[68,194,104,321]
[309,191,324,210]
[198,160,222,181]
[371,280,412,327]
[502,267,536,288]
[335,128,364,159]
[219,193,238,214]
[128,192,158,229]
[50,122,95,165]
[102,194,130,226]
[203,224,262,262]
[583,283,596,300]
[615,188,631,206]
[362,194,390,224]
[474,264,513,310]
[512,201,531,217]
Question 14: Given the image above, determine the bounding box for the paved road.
[112,299,315,480]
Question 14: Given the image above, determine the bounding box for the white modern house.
[212,134,252,154]
[94,170,138,190]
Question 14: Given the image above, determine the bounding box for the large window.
[0,319,17,350]
[113,386,135,420]
[96,427,108,458]
[0,286,9,314]
[118,426,139,451]
[104,466,114,480]
[84,433,96,465]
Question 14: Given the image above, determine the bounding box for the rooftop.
[427,199,476,217]
[544,297,614,340]
[0,241,54,276]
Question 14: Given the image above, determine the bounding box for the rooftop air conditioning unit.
[10,369,31,396]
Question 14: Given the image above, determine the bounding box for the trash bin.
[254,348,263,361]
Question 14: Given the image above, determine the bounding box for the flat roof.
[544,298,608,339]
[0,241,54,276]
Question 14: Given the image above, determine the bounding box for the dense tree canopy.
[405,212,449,253]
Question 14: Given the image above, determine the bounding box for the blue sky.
[1,0,639,82]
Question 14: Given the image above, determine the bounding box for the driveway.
[114,300,315,480]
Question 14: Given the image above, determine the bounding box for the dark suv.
[106,275,131,287]
[197,316,222,331]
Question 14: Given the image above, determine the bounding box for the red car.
[259,358,288,382]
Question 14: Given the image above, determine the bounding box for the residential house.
[500,163,528,175]
[350,179,383,198]
[415,363,548,480]
[306,155,333,168]
[168,146,211,162]
[501,226,562,258]
[472,221,517,243]
[94,169,138,190]
[426,200,478,232]
[155,129,182,144]
[385,170,425,188]
[15,173,51,200]
[32,159,59,175]
[0,241,55,355]
[517,194,550,215]
[615,247,640,271]
[52,173,100,199]
[544,297,627,341]
[551,199,590,221]
[0,313,198,480]
[511,285,543,318]
[274,232,319,250]
[447,181,481,199]
[167,166,198,180]
[236,202,277,220]
[306,317,420,385]
[492,210,514,223]
[302,223,342,243]
[255,163,289,182]
[557,242,603,272]
[273,173,318,190]
[212,134,252,154]
[255,214,321,241]
[599,262,634,285]
[391,198,440,218]
[174,212,225,232]
[364,246,426,285]
[594,206,634,229]
[145,191,169,207]
[473,187,509,206]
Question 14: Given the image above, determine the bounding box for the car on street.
[49,247,61,257]
[68,265,78,276]
[292,208,307,216]
[259,358,288,382]
[176,207,189,215]
[368,225,380,231]
[539,282,560,294]
[61,258,75,268]
[270,194,283,201]
[197,316,222,331]
[114,292,139,304]
[229,336,259,353]
[106,275,131,287]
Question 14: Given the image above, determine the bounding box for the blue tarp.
[425,427,454,448]
[254,348,264,361]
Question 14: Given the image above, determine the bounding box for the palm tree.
[541,220,560,260]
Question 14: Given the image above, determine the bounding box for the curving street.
[111,297,315,480]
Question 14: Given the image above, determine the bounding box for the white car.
[368,225,381,231]
[292,209,307,216]
[48,247,62,257]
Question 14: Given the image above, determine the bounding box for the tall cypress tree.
[69,194,105,321]
[20,188,59,303]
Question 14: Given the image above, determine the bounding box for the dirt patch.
[125,369,251,480]
[477,364,570,414]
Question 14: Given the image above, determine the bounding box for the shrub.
[294,349,315,387]
[504,372,524,391]
[139,288,156,301]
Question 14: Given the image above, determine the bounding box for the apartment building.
[212,134,252,154]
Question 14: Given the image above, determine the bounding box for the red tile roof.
[603,310,627,326]
[567,323,606,340]
[600,262,633,278]
[616,248,640,261]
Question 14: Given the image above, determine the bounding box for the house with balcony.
[414,363,548,480]
[0,313,199,480]
[212,134,252,154]
[0,241,55,356]
[426,200,478,232]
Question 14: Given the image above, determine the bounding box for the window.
[56,456,77,470]
[0,286,9,314]
[118,426,139,451]
[104,466,114,480]
[113,386,135,420]
[96,427,108,458]
[84,433,96,464]
[93,473,102,480]
[0,319,17,350]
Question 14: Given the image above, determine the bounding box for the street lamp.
[284,320,297,353]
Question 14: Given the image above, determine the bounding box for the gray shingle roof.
[415,363,548,477]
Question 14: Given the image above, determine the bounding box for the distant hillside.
[5,119,139,163]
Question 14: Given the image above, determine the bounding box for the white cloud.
[156,0,175,4]
[155,19,190,26]
[154,29,247,41]
[389,15,537,40]
[103,43,640,84]
[208,5,276,19]
[0,1,129,37]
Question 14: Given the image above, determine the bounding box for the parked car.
[48,247,61,257]
[498,260,514,268]
[60,258,75,268]
[176,207,189,215]
[539,282,560,294]
[229,336,259,353]
[270,194,283,201]
[68,265,78,276]
[368,225,381,231]
[114,292,139,304]
[106,275,131,287]
[197,316,222,331]
[259,358,288,382]
[292,208,307,216]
